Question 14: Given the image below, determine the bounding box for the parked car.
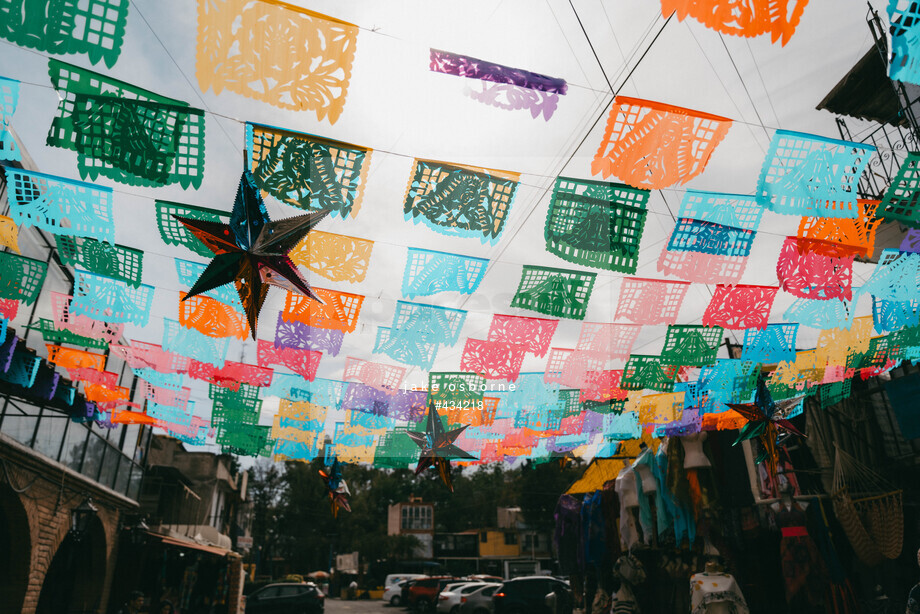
[384,579,410,607]
[408,576,460,613]
[492,576,569,614]
[245,582,324,614]
[458,583,501,614]
[385,573,427,590]
[438,582,487,614]
[402,578,425,608]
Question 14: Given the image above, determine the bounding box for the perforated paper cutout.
[47,60,205,189]
[884,153,920,230]
[0,347,40,388]
[175,258,244,311]
[660,325,723,366]
[889,2,920,85]
[188,359,273,390]
[68,367,116,388]
[217,424,273,457]
[404,159,520,244]
[116,340,191,374]
[666,218,755,257]
[46,344,105,371]
[429,48,568,93]
[460,338,527,381]
[55,235,143,287]
[862,249,920,301]
[198,1,357,123]
[289,230,374,284]
[380,301,466,351]
[466,82,560,121]
[741,323,798,364]
[662,0,809,45]
[622,354,679,391]
[0,76,20,161]
[756,130,873,218]
[156,201,230,257]
[579,369,629,403]
[486,314,558,357]
[274,313,344,355]
[133,367,184,390]
[402,248,489,298]
[798,199,881,257]
[84,382,130,408]
[776,236,856,300]
[0,252,47,304]
[697,359,759,410]
[179,293,247,339]
[576,323,641,360]
[246,123,372,216]
[342,385,427,422]
[281,288,363,333]
[815,317,873,367]
[615,277,690,325]
[785,291,859,330]
[71,94,203,186]
[872,297,920,334]
[27,318,108,350]
[70,269,154,325]
[680,189,764,229]
[0,215,18,253]
[591,96,732,189]
[343,357,405,392]
[3,166,114,242]
[544,348,605,388]
[511,266,596,320]
[657,248,748,284]
[163,318,229,367]
[544,177,650,273]
[702,284,779,330]
[50,292,124,343]
[142,381,192,411]
[258,340,321,381]
[0,0,128,67]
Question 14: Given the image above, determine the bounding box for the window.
[504,532,517,546]
[482,587,497,597]
[480,532,487,543]
[401,504,432,530]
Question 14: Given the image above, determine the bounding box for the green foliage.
[250,459,580,575]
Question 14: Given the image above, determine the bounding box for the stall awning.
[148,532,233,557]
[566,458,624,495]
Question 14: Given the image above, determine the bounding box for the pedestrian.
[348,579,358,600]
[157,599,175,614]
[116,591,145,614]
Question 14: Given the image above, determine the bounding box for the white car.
[383,579,412,607]
[437,583,487,614]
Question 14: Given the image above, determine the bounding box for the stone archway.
[35,513,107,614]
[0,483,32,612]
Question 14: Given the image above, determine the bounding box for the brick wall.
[1,434,137,614]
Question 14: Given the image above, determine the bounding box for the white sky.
[1,0,895,449]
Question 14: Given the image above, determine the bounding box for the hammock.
[831,446,903,566]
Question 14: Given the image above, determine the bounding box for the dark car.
[245,582,324,614]
[492,576,569,614]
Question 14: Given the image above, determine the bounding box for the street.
[325,598,393,613]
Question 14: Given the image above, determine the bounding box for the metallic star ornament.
[407,402,476,491]
[319,458,351,518]
[173,171,329,338]
[727,376,805,488]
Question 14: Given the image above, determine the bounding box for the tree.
[248,459,285,575]
[518,459,585,532]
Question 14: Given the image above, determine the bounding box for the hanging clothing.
[689,572,749,614]
[582,490,607,566]
[554,494,583,573]
[655,441,695,545]
[601,481,622,561]
[631,450,657,544]
[774,500,826,607]
[615,466,640,549]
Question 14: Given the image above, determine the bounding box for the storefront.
[111,530,243,614]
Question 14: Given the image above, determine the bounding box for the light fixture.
[71,497,98,541]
